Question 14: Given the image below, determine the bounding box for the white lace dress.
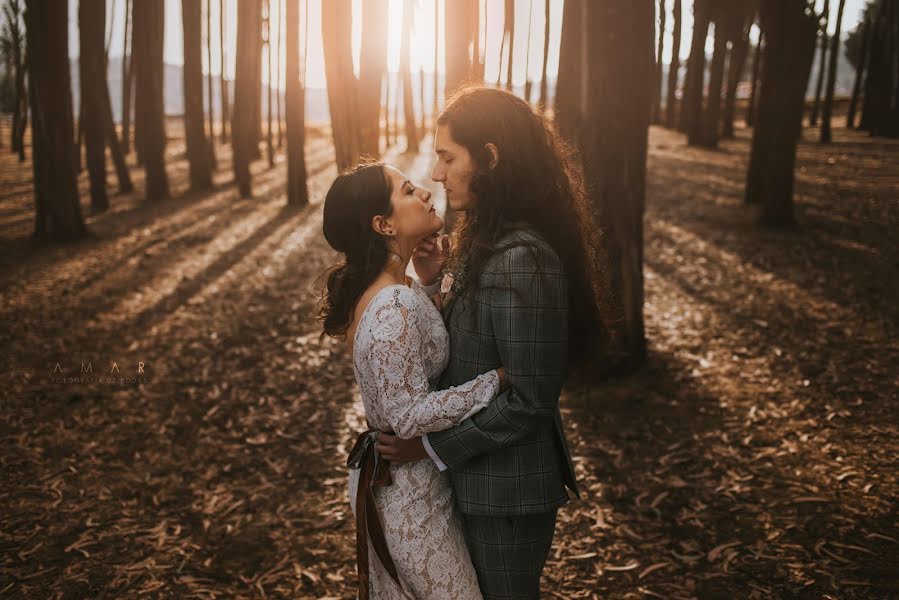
[348,283,498,599]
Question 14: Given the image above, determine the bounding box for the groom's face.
[431,126,477,212]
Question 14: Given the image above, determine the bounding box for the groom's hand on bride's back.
[375,430,428,464]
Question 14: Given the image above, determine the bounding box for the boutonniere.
[440,272,455,295]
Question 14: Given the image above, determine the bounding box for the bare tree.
[275,0,283,149]
[132,0,170,200]
[809,0,830,126]
[820,0,846,142]
[744,0,819,226]
[524,0,534,102]
[858,0,899,137]
[4,0,26,160]
[722,10,752,138]
[697,6,734,148]
[322,0,362,169]
[24,0,87,241]
[285,0,308,205]
[220,0,230,143]
[554,0,584,144]
[504,0,514,91]
[445,0,475,97]
[745,30,763,126]
[538,0,550,109]
[433,0,439,120]
[680,0,711,140]
[233,0,262,196]
[653,0,666,123]
[206,0,217,166]
[846,14,870,128]
[401,0,420,152]
[80,0,111,213]
[582,0,654,368]
[265,0,274,167]
[121,0,133,153]
[359,0,388,157]
[665,0,682,127]
[183,0,213,190]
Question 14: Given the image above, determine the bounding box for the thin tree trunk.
[859,0,898,137]
[80,0,110,213]
[401,0,420,152]
[445,0,474,97]
[359,0,388,157]
[102,82,134,194]
[583,0,653,369]
[233,0,261,196]
[524,0,533,103]
[266,0,274,167]
[276,0,283,148]
[504,0,514,91]
[183,0,213,190]
[698,12,730,148]
[285,0,308,205]
[654,0,666,124]
[680,0,711,138]
[846,15,870,128]
[321,0,362,170]
[252,6,264,158]
[746,30,763,127]
[133,0,170,200]
[433,0,439,120]
[555,0,584,145]
[821,0,846,142]
[722,13,751,139]
[665,0,681,127]
[24,0,87,242]
[206,0,217,166]
[121,0,132,153]
[745,0,818,225]
[809,0,830,126]
[220,0,230,143]
[8,0,24,157]
[539,0,550,110]
[131,0,143,165]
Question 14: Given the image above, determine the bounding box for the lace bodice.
[348,283,496,599]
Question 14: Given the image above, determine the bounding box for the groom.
[376,87,581,599]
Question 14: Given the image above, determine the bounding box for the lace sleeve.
[369,288,499,439]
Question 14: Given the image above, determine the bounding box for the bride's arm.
[369,288,500,439]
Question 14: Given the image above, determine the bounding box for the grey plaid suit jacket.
[428,228,580,517]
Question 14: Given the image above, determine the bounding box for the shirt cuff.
[422,433,449,472]
[414,278,441,296]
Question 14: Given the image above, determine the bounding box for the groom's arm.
[424,242,569,471]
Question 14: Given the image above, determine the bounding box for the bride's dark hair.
[318,162,393,338]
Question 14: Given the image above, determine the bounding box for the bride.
[318,162,506,599]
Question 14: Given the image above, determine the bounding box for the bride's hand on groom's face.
[413,234,450,286]
[375,431,428,464]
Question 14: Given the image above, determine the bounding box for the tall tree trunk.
[220,0,230,143]
[722,13,751,139]
[744,0,818,226]
[471,0,484,81]
[121,0,132,154]
[583,0,653,369]
[183,0,213,190]
[8,0,24,158]
[359,0,388,157]
[665,0,681,127]
[133,0,170,200]
[555,0,585,144]
[433,0,439,120]
[680,0,711,138]
[285,0,308,206]
[233,0,261,196]
[859,0,899,137]
[524,0,533,102]
[504,0,514,91]
[698,11,730,148]
[102,81,134,194]
[321,0,362,170]
[401,0,420,152]
[24,0,87,242]
[653,0,666,124]
[419,65,426,130]
[80,0,110,213]
[266,0,274,167]
[276,0,283,148]
[131,0,143,165]
[538,0,550,110]
[445,0,474,97]
[809,0,830,127]
[252,5,264,158]
[745,30,763,126]
[821,0,846,142]
[846,15,870,128]
[206,0,217,167]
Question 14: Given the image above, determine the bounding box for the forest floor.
[1,118,897,600]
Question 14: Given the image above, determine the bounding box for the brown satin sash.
[346,429,402,599]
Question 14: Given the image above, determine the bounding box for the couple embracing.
[318,86,608,599]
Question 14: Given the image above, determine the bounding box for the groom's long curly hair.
[437,86,612,360]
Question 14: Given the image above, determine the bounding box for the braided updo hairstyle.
[318,162,394,338]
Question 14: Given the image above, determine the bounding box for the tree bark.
[538,0,550,110]
[722,13,751,139]
[809,0,830,127]
[321,0,362,170]
[582,0,654,368]
[266,0,274,168]
[24,0,87,242]
[744,0,818,227]
[132,0,170,200]
[80,0,110,213]
[859,0,899,137]
[401,0,420,152]
[433,1,439,119]
[681,0,711,139]
[359,0,388,157]
[445,0,474,97]
[206,0,217,166]
[121,0,132,154]
[285,0,308,206]
[821,0,846,142]
[233,0,261,196]
[665,0,681,127]
[275,0,283,149]
[504,0,514,92]
[182,0,213,190]
[698,12,729,148]
[220,0,230,143]
[846,15,870,128]
[7,0,25,159]
[555,0,585,145]
[653,0,666,124]
[745,30,763,126]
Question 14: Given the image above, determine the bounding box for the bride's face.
[378,167,442,243]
